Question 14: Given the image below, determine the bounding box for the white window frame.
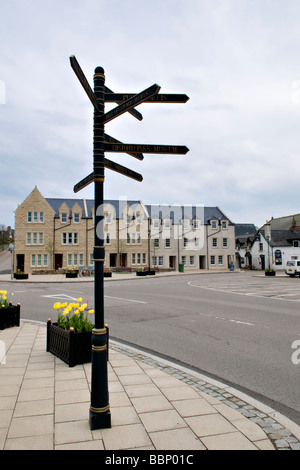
[61,213,68,223]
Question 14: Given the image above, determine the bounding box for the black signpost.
[69,55,189,430]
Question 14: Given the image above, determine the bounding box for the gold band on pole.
[92,345,107,352]
[92,328,107,335]
[90,405,110,414]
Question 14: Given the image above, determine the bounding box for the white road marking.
[41,294,77,301]
[104,295,147,304]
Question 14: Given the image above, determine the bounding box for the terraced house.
[14,186,235,274]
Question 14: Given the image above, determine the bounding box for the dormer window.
[221,220,227,229]
[61,213,68,223]
[211,220,218,229]
[74,213,80,223]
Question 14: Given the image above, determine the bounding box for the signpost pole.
[89,66,111,430]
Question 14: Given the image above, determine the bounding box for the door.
[110,253,117,267]
[199,255,206,269]
[16,254,25,272]
[120,254,127,268]
[55,254,63,270]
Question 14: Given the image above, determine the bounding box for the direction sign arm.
[69,56,101,112]
[101,84,161,124]
[104,86,143,121]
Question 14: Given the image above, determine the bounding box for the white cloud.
[1,0,300,229]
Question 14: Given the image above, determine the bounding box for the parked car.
[285,260,300,277]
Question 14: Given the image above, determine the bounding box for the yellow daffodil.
[53,302,61,310]
[77,297,82,303]
[89,309,94,314]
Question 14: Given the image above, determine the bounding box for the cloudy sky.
[1,0,300,229]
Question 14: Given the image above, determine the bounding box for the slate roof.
[46,198,233,225]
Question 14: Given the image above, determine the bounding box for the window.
[183,220,189,229]
[67,254,72,266]
[190,256,195,266]
[132,253,136,265]
[137,253,141,265]
[211,220,218,229]
[195,238,199,247]
[142,253,147,264]
[74,213,80,223]
[153,219,159,228]
[26,233,31,245]
[131,233,136,244]
[136,213,142,224]
[89,254,94,266]
[164,219,171,228]
[181,256,186,266]
[221,220,227,229]
[32,233,37,245]
[62,233,78,245]
[154,238,159,248]
[73,254,78,266]
[61,213,68,223]
[79,254,84,266]
[152,256,157,267]
[127,233,130,244]
[39,233,44,245]
[223,238,228,248]
[158,256,164,266]
[33,212,38,223]
[259,243,263,251]
[293,241,299,248]
[184,238,188,248]
[31,254,48,267]
[27,212,32,223]
[105,214,112,224]
[193,220,199,229]
[137,234,141,244]
[218,255,223,265]
[39,212,44,223]
[165,238,171,248]
[210,255,216,265]
[212,238,217,248]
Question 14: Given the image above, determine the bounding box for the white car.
[285,260,300,277]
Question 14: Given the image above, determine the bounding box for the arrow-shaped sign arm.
[101,84,161,124]
[69,56,101,112]
[104,86,143,121]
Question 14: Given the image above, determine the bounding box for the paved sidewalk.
[1,322,300,450]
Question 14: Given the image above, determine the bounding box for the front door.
[55,254,63,270]
[16,254,25,272]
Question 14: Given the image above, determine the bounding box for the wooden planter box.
[0,304,20,330]
[265,271,276,276]
[136,271,148,276]
[14,273,28,280]
[46,321,92,367]
[104,272,112,277]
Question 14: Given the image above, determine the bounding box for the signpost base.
[89,408,111,431]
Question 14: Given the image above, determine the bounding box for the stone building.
[13,187,235,274]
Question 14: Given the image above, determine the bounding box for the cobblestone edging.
[111,341,300,451]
